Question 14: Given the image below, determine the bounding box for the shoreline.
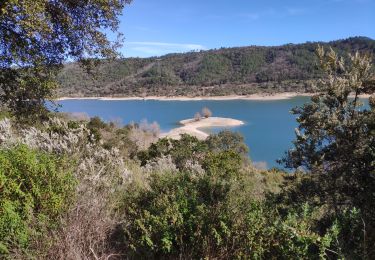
[160,117,245,140]
[56,92,371,101]
[57,92,312,101]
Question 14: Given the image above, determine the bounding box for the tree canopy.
[281,46,375,257]
[0,0,131,116]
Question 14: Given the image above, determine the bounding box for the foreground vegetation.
[0,114,363,259]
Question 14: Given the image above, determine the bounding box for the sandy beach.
[56,92,312,101]
[56,92,372,101]
[160,117,245,140]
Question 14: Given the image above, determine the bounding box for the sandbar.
[160,117,245,140]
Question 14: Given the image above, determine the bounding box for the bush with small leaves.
[206,130,249,158]
[117,157,342,259]
[0,117,132,258]
[0,145,75,256]
[138,134,208,170]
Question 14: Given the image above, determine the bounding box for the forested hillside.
[57,36,375,97]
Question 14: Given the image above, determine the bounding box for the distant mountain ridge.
[57,36,375,97]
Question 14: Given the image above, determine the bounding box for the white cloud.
[128,42,205,50]
[131,46,164,55]
[125,41,207,56]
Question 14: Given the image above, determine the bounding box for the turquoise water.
[57,97,369,169]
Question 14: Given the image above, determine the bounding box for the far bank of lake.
[57,96,370,169]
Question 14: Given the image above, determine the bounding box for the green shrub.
[206,130,249,157]
[138,131,250,171]
[118,148,337,258]
[87,116,107,141]
[87,116,106,130]
[118,166,340,259]
[0,145,76,255]
[138,134,208,170]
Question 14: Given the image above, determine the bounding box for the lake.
[57,97,369,169]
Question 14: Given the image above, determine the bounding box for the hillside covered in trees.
[57,36,375,97]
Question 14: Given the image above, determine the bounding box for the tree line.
[57,37,375,98]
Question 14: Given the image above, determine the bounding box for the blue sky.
[117,0,375,57]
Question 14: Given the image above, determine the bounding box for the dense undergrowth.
[0,110,372,259]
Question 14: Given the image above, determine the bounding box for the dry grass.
[44,197,121,260]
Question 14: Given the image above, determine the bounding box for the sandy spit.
[160,117,245,140]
